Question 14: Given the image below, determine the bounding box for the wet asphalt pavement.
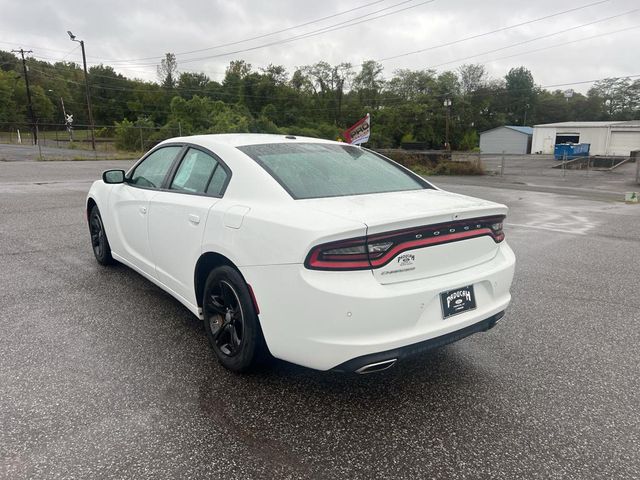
[0,160,639,479]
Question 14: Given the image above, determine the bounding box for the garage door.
[609,131,640,156]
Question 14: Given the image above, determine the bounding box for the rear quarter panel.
[201,199,368,267]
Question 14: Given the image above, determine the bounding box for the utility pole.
[68,31,96,150]
[11,49,37,145]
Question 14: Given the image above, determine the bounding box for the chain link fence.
[0,122,181,161]
[372,150,640,189]
[489,152,634,178]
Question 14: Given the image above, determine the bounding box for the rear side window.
[170,148,229,196]
[238,143,429,199]
[130,146,181,188]
[206,165,229,196]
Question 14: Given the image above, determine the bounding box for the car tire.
[202,266,266,373]
[88,205,114,266]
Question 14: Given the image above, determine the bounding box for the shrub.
[401,132,415,143]
[414,161,484,176]
[459,130,479,151]
[114,117,155,151]
[95,126,114,138]
[379,149,484,176]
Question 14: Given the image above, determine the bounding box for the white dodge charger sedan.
[87,134,515,373]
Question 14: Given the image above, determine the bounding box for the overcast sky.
[1,0,638,92]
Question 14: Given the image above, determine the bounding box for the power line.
[426,8,639,68]
[0,40,72,55]
[1,0,393,71]
[377,0,610,62]
[7,1,385,65]
[180,0,436,66]
[17,70,640,119]
[5,70,640,126]
[29,66,272,99]
[103,0,436,68]
[28,51,640,105]
[29,59,640,114]
[97,0,390,64]
[30,45,82,65]
[447,24,640,70]
[18,40,640,108]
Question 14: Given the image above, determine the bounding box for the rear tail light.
[305,215,506,271]
[305,237,381,270]
[490,221,505,242]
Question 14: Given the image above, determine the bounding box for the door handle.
[188,214,200,225]
[139,206,147,214]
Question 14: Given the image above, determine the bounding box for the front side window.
[130,146,181,188]
[238,143,429,199]
[170,148,229,196]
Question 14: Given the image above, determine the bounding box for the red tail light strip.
[306,242,369,270]
[305,215,505,271]
[368,228,493,267]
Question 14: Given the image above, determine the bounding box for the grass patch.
[34,153,137,161]
[380,150,484,176]
[412,161,484,176]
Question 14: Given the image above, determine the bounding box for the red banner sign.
[343,113,370,145]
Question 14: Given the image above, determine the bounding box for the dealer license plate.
[440,285,476,319]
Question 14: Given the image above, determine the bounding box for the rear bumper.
[241,241,515,371]
[332,311,504,373]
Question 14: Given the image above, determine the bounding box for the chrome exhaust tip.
[355,358,397,374]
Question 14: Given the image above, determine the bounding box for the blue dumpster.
[554,143,590,160]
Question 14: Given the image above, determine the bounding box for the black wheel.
[202,266,266,372]
[88,205,114,266]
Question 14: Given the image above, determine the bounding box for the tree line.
[1,50,639,149]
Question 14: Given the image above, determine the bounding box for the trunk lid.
[302,189,507,284]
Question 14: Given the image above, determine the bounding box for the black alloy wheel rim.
[205,280,245,357]
[90,213,104,258]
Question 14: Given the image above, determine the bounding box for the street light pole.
[68,31,96,150]
[11,48,37,145]
[443,98,452,150]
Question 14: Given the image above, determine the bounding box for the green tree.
[0,51,18,72]
[504,67,536,125]
[353,60,384,110]
[89,64,132,125]
[458,64,487,95]
[588,77,639,119]
[177,72,216,100]
[0,69,19,123]
[157,53,178,89]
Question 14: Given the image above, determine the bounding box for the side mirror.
[102,169,125,184]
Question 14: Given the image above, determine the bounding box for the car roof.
[161,133,340,149]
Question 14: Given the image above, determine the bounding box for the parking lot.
[1,159,639,479]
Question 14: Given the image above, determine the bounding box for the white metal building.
[531,121,640,156]
[479,126,533,154]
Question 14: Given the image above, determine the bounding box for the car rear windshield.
[238,143,430,199]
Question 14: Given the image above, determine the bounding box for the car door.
[148,147,231,304]
[108,145,183,277]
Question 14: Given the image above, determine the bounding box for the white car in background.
[87,134,515,373]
